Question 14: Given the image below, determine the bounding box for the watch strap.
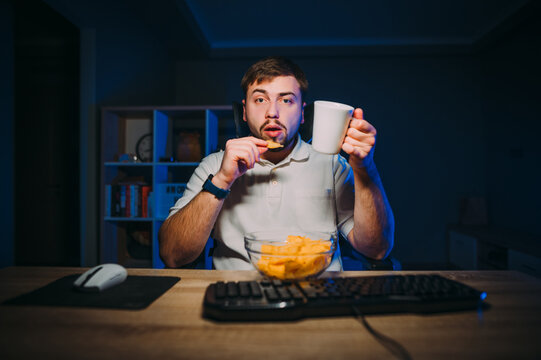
[202,174,230,199]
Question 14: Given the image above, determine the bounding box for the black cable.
[352,306,413,360]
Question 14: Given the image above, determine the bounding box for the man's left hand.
[341,108,377,169]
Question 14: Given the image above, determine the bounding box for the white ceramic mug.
[312,100,354,154]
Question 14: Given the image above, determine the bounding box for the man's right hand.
[213,137,269,189]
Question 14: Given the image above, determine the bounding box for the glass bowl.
[244,230,337,280]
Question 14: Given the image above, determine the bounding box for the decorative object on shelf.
[159,156,176,162]
[117,153,138,163]
[175,131,201,162]
[126,223,151,260]
[136,133,153,162]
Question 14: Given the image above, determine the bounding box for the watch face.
[136,133,153,162]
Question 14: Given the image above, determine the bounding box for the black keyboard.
[203,274,487,321]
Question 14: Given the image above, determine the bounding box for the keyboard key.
[238,281,251,297]
[277,287,291,300]
[249,281,262,297]
[265,288,279,301]
[329,291,341,298]
[215,282,226,298]
[226,282,238,298]
[288,287,305,300]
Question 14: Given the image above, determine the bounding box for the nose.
[266,100,279,119]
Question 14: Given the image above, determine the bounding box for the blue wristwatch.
[202,174,230,199]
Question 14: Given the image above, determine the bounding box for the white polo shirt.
[168,135,355,270]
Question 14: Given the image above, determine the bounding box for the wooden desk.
[1,267,540,360]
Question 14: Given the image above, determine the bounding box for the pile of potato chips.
[257,235,332,279]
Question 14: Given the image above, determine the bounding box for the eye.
[255,98,265,103]
[282,98,293,104]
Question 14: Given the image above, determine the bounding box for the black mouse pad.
[2,275,180,310]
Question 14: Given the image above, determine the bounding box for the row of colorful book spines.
[105,184,152,218]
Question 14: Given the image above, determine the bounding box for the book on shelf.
[127,184,139,217]
[113,184,121,216]
[121,185,127,216]
[105,185,112,217]
[106,182,152,219]
[141,185,151,218]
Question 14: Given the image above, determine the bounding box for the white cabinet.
[447,225,541,277]
[508,250,541,278]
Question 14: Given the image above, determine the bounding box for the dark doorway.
[14,0,80,266]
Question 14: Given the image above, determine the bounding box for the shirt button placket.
[268,169,281,199]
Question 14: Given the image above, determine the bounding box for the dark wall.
[41,0,177,107]
[0,0,15,267]
[92,15,175,106]
[481,15,541,236]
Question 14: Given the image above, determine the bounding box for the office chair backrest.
[232,101,249,138]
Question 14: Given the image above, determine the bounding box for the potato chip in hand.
[266,140,284,149]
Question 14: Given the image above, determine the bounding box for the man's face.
[243,75,304,148]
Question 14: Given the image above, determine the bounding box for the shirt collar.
[287,134,311,162]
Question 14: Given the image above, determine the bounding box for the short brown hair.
[241,56,308,100]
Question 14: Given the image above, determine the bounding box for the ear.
[301,102,306,124]
[242,99,247,122]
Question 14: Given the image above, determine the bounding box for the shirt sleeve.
[167,151,223,218]
[333,154,355,239]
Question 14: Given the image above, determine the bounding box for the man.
[159,56,394,269]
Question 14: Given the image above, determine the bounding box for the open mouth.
[263,124,284,138]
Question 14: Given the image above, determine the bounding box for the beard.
[253,119,298,151]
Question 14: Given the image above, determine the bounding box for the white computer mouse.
[73,263,127,292]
